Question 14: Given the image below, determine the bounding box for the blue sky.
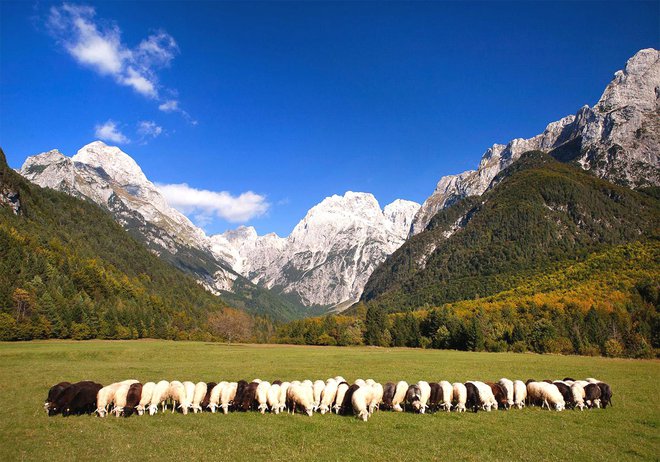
[1,1,658,236]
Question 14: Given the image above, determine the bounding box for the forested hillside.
[360,151,659,310]
[0,149,269,341]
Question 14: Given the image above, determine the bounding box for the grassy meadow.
[0,340,658,461]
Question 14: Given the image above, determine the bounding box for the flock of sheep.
[45,376,612,421]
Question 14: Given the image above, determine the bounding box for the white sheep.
[351,385,370,421]
[526,381,545,407]
[368,382,384,415]
[571,382,587,410]
[354,379,366,388]
[334,376,346,384]
[287,383,314,416]
[312,380,325,411]
[148,380,171,415]
[256,381,271,414]
[208,382,227,413]
[96,383,121,417]
[112,383,131,417]
[392,381,408,412]
[498,378,514,409]
[416,381,431,413]
[182,381,195,411]
[333,382,349,414]
[439,381,453,412]
[469,381,496,411]
[513,380,527,409]
[301,379,313,389]
[191,382,208,413]
[319,380,338,415]
[586,378,601,383]
[278,382,290,413]
[365,379,376,387]
[136,382,156,416]
[267,383,281,414]
[452,382,467,412]
[169,381,189,415]
[220,382,238,414]
[539,382,565,411]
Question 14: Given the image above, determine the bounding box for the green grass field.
[1,340,658,461]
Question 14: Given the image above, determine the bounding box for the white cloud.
[158,99,179,112]
[156,183,270,223]
[46,3,178,100]
[137,120,163,138]
[95,120,129,144]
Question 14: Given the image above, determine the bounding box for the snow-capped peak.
[72,141,148,187]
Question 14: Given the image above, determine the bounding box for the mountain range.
[15,48,660,319]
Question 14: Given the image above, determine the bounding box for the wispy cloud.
[137,120,163,139]
[94,120,129,144]
[156,183,270,223]
[46,3,180,103]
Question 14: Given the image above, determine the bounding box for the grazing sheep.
[381,382,396,410]
[563,377,576,382]
[201,382,217,411]
[287,383,314,416]
[428,383,442,412]
[452,382,467,412]
[183,381,196,411]
[267,383,281,414]
[486,382,508,410]
[464,382,480,413]
[439,381,453,412]
[405,384,423,413]
[62,381,104,416]
[333,382,350,414]
[417,381,431,413]
[238,381,260,412]
[513,380,527,409]
[586,378,600,383]
[552,381,573,408]
[272,380,283,386]
[169,381,189,415]
[278,382,291,413]
[208,382,227,413]
[354,379,366,388]
[220,382,238,414]
[45,381,71,416]
[334,376,346,384]
[539,383,565,411]
[470,381,496,411]
[96,383,122,417]
[149,380,171,415]
[368,382,383,415]
[191,382,208,413]
[498,378,514,409]
[137,382,155,416]
[256,381,271,414]
[392,381,408,412]
[365,379,376,387]
[302,379,313,389]
[526,381,545,407]
[571,382,587,410]
[319,380,338,415]
[597,382,613,408]
[584,383,602,409]
[313,380,325,411]
[351,386,371,421]
[233,380,248,410]
[122,383,142,417]
[340,384,361,416]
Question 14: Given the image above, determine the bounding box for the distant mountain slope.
[0,148,236,339]
[410,48,659,236]
[360,151,660,311]
[211,193,420,307]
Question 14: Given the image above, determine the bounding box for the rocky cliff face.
[410,48,660,236]
[20,142,238,293]
[210,193,420,307]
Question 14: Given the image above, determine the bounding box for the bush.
[546,337,574,355]
[511,341,528,353]
[604,338,625,357]
[580,344,601,357]
[316,333,337,346]
[485,339,508,352]
[70,322,92,340]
